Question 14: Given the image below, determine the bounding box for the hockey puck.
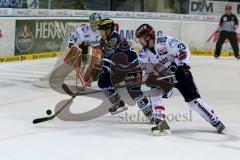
[46,109,52,115]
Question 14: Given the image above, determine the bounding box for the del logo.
[16,24,33,52]
[207,31,240,43]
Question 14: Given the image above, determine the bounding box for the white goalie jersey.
[68,24,101,48]
[138,35,191,76]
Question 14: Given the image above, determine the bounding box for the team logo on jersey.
[86,40,101,47]
[16,24,33,52]
[223,17,227,21]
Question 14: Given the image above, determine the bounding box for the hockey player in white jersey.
[135,24,226,135]
[66,12,102,86]
[68,12,102,48]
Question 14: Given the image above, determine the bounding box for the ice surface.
[0,56,239,160]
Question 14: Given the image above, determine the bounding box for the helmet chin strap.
[106,29,114,39]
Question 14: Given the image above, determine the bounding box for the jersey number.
[177,43,186,50]
[70,35,77,43]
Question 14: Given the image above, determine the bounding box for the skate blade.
[110,106,128,115]
[219,128,228,135]
[152,129,172,136]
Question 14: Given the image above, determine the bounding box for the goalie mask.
[89,12,102,31]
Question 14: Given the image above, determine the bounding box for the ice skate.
[214,121,226,134]
[151,120,171,136]
[109,100,128,115]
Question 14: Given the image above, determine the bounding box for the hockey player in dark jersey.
[96,18,153,118]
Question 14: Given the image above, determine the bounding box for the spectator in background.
[214,4,239,60]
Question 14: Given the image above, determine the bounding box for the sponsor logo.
[190,1,213,13]
[16,24,33,52]
[35,21,66,39]
[0,0,27,8]
[84,34,90,38]
[152,57,169,71]
[157,36,167,44]
[194,100,213,119]
[86,39,100,47]
[0,52,61,63]
[46,41,60,51]
[119,30,134,40]
[158,56,169,65]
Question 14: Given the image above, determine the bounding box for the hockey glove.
[175,63,190,82]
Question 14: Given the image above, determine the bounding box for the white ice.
[0,56,239,160]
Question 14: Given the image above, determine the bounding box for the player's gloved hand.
[168,62,177,74]
[175,63,190,82]
[84,63,102,83]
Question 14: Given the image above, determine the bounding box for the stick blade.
[32,116,55,124]
[62,83,74,96]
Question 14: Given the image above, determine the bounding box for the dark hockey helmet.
[89,12,102,30]
[98,18,115,31]
[135,24,155,39]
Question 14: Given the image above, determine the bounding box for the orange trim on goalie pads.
[64,45,87,86]
[82,48,101,86]
[89,48,101,67]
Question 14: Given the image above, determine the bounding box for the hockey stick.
[32,75,174,124]
[63,74,175,97]
[32,82,90,124]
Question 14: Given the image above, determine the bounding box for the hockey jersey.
[68,24,101,48]
[138,35,190,76]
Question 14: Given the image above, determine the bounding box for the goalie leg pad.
[64,45,82,67]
